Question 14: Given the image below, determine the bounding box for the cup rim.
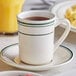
[17,10,55,26]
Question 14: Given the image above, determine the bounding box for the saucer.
[0,71,42,76]
[0,43,73,71]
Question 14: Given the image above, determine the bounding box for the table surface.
[0,0,76,76]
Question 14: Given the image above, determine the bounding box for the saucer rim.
[0,43,73,71]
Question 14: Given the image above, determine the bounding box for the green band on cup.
[19,31,53,36]
[18,20,55,27]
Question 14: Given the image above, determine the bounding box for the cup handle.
[54,19,71,51]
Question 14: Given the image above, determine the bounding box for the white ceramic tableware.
[0,44,73,71]
[51,0,76,32]
[0,71,42,76]
[17,10,70,65]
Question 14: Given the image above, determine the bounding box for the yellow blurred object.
[0,0,24,34]
[65,5,76,27]
[14,56,21,64]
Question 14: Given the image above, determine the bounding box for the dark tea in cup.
[24,16,49,21]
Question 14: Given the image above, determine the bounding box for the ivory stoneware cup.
[17,10,70,65]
